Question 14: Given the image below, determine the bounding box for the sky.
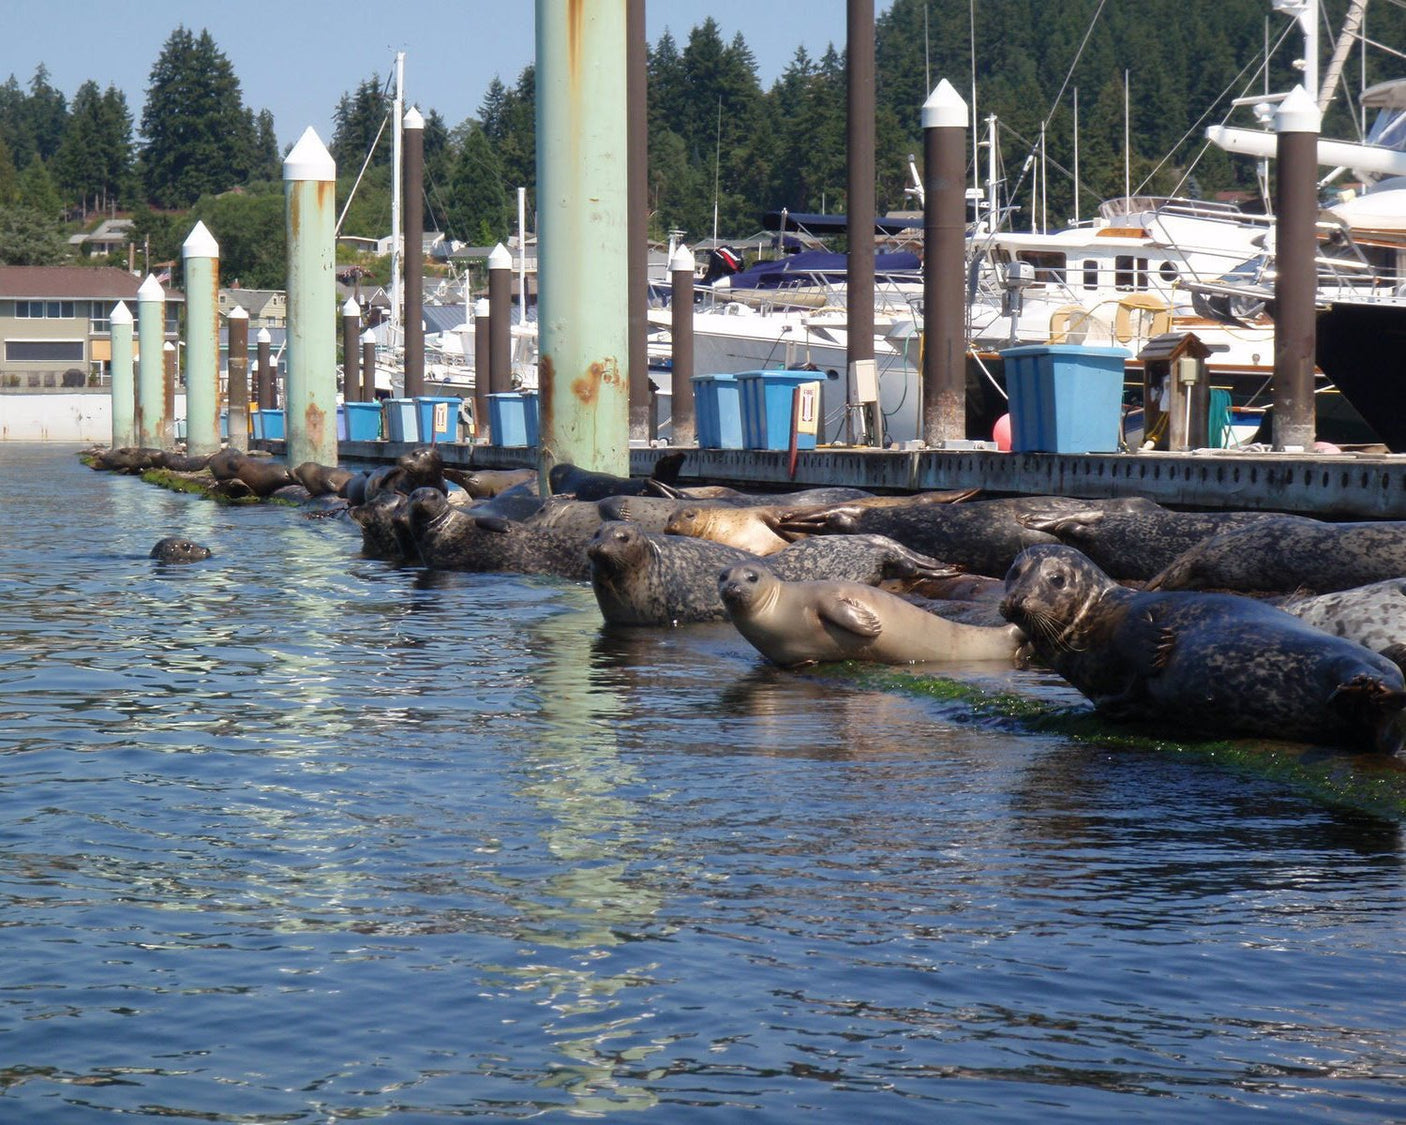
[8,1,881,152]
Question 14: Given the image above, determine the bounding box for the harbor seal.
[293,461,354,497]
[1147,515,1406,595]
[586,522,961,627]
[1022,499,1271,582]
[665,503,793,555]
[149,536,212,564]
[1000,544,1406,753]
[406,487,591,579]
[719,563,1025,668]
[349,491,417,563]
[442,466,538,498]
[549,452,686,500]
[1280,579,1406,670]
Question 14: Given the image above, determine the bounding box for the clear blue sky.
[9,2,885,151]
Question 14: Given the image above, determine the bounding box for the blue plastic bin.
[1000,344,1129,453]
[382,398,417,442]
[737,370,821,451]
[249,410,263,440]
[260,409,285,440]
[414,395,461,444]
[343,401,383,441]
[691,373,744,449]
[488,391,539,447]
[336,404,346,441]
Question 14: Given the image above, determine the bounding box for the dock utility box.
[1138,333,1217,451]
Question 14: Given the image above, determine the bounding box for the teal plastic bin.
[488,392,539,447]
[737,370,821,451]
[260,409,285,440]
[344,401,383,441]
[382,398,417,442]
[1000,344,1129,453]
[414,395,461,444]
[691,373,744,449]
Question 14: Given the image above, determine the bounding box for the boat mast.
[389,51,405,346]
[1319,0,1368,114]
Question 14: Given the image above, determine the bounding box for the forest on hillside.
[1,0,1402,288]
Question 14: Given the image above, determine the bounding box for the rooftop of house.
[0,265,184,302]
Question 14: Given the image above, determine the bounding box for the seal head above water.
[150,537,212,564]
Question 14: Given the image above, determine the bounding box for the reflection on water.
[0,445,1403,1122]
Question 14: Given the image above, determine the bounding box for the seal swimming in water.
[150,536,212,563]
[406,488,591,579]
[349,491,417,563]
[719,563,1025,668]
[1000,544,1406,753]
[586,522,960,627]
[1147,515,1406,595]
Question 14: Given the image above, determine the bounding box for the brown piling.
[922,79,970,445]
[402,107,425,399]
[1272,85,1321,451]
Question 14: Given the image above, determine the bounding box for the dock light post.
[488,243,513,401]
[342,297,361,402]
[402,106,425,399]
[135,274,168,450]
[535,0,631,484]
[256,327,273,409]
[923,78,970,446]
[109,300,135,448]
[474,298,491,443]
[283,126,338,467]
[1272,84,1321,452]
[227,306,249,452]
[360,330,377,407]
[669,244,696,446]
[182,221,221,456]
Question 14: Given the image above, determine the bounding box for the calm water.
[2,443,1404,1124]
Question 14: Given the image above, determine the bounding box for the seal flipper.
[1329,673,1406,755]
[816,593,885,639]
[1380,643,1406,676]
[471,514,513,533]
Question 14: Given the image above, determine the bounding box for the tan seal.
[718,562,1025,668]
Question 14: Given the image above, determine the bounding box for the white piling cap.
[1276,84,1322,133]
[669,244,696,273]
[109,300,133,325]
[182,220,219,259]
[404,105,424,130]
[343,296,361,316]
[488,242,512,270]
[474,298,490,316]
[283,126,336,181]
[360,329,377,343]
[257,327,272,343]
[228,305,248,320]
[138,273,165,301]
[922,78,968,130]
[163,341,175,352]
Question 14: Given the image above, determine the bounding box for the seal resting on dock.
[405,487,591,579]
[150,536,212,563]
[293,461,354,498]
[1280,579,1406,671]
[1000,544,1406,753]
[586,521,961,627]
[719,563,1025,668]
[1147,515,1406,595]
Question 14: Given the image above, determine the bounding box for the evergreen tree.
[0,76,35,168]
[53,80,132,213]
[0,135,17,207]
[444,123,508,243]
[191,187,286,288]
[140,26,259,207]
[250,109,281,182]
[0,206,69,264]
[330,75,390,172]
[18,154,62,218]
[25,64,68,162]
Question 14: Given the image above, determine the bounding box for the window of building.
[15,300,76,319]
[1115,256,1150,291]
[6,340,85,362]
[1158,261,1179,284]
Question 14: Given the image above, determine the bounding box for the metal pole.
[182,220,221,456]
[1272,84,1322,451]
[669,245,696,446]
[135,274,166,449]
[846,0,877,444]
[402,106,425,399]
[627,0,650,442]
[109,300,135,448]
[361,329,377,405]
[922,79,969,445]
[342,297,361,402]
[227,305,249,452]
[488,242,513,398]
[283,126,339,466]
[474,297,491,443]
[535,0,631,484]
[256,328,273,410]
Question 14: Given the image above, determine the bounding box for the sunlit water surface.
[1,444,1404,1123]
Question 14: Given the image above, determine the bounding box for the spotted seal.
[406,487,591,579]
[1148,515,1406,595]
[293,461,355,498]
[1000,544,1406,752]
[442,466,538,498]
[349,491,416,563]
[719,563,1025,668]
[1280,579,1406,670]
[585,522,960,627]
[665,503,794,555]
[1022,499,1270,582]
[150,536,212,564]
[549,452,686,500]
[207,451,295,499]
